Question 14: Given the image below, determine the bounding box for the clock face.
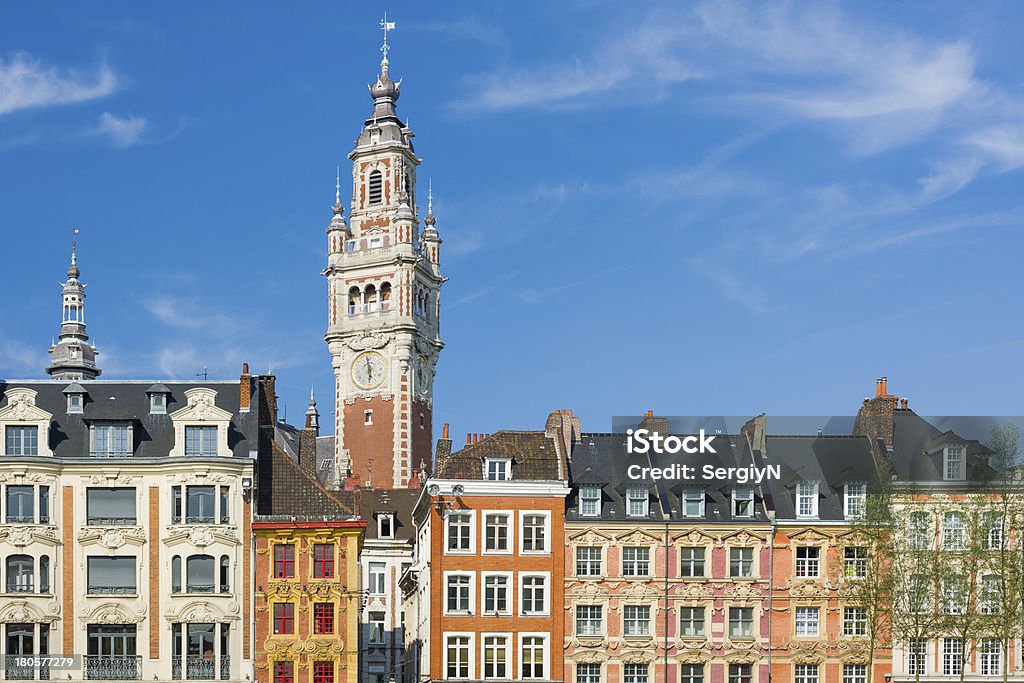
[351,351,387,390]
[415,356,431,395]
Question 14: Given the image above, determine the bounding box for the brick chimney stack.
[434,423,454,477]
[239,363,251,412]
[853,376,898,458]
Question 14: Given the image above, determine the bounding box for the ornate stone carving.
[79,526,146,548]
[2,525,58,547]
[346,333,390,351]
[80,603,144,625]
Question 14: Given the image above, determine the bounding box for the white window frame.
[576,662,602,683]
[679,546,706,578]
[907,639,927,676]
[626,487,649,517]
[682,489,704,517]
[519,511,550,555]
[795,546,820,578]
[578,485,601,517]
[842,664,866,683]
[795,606,819,637]
[796,481,818,518]
[367,562,386,595]
[728,606,753,639]
[679,605,705,638]
[842,606,866,636]
[519,572,550,616]
[843,546,868,579]
[149,392,167,415]
[67,393,84,414]
[942,511,966,550]
[980,638,1002,676]
[480,632,511,681]
[518,633,549,681]
[944,446,965,481]
[443,632,474,681]
[481,572,512,616]
[844,482,866,519]
[484,458,511,481]
[942,638,963,676]
[622,604,651,637]
[622,546,651,577]
[482,511,513,555]
[575,545,603,578]
[443,571,475,615]
[377,513,394,540]
[575,604,604,637]
[795,663,819,683]
[444,510,476,555]
[732,487,754,518]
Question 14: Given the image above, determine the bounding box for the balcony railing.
[6,515,34,524]
[3,655,36,680]
[84,655,141,680]
[171,656,229,681]
[87,586,137,595]
[89,451,133,458]
[87,517,138,526]
[6,583,34,594]
[186,584,215,594]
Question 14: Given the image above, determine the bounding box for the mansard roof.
[0,379,256,458]
[255,430,358,520]
[890,410,996,483]
[436,430,564,481]
[358,487,418,542]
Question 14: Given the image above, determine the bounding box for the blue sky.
[1,1,1023,435]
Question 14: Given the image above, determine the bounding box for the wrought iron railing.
[87,586,137,595]
[6,582,34,593]
[170,655,230,680]
[84,655,141,680]
[86,517,138,526]
[186,584,215,594]
[4,655,35,680]
[89,451,133,458]
[6,515,34,524]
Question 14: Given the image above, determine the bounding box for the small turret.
[46,228,101,380]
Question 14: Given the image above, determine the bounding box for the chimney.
[880,376,888,396]
[443,423,449,439]
[875,378,883,397]
[639,411,669,436]
[466,433,472,446]
[435,426,454,477]
[853,376,897,459]
[901,398,909,410]
[239,363,251,412]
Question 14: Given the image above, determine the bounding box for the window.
[482,574,509,614]
[679,547,705,577]
[313,544,334,578]
[6,555,33,592]
[484,513,510,552]
[577,663,601,683]
[626,487,648,517]
[907,639,926,675]
[368,170,383,206]
[40,556,49,593]
[843,607,866,636]
[39,486,48,524]
[842,664,866,683]
[844,546,868,578]
[732,487,754,517]
[171,556,182,593]
[485,459,510,481]
[150,393,166,414]
[579,485,601,516]
[908,511,931,550]
[984,512,1003,550]
[729,607,753,638]
[86,487,136,525]
[446,574,471,613]
[313,603,334,634]
[377,514,394,539]
[623,663,648,683]
[796,482,818,518]
[795,606,819,636]
[624,605,650,636]
[92,422,132,457]
[273,545,295,578]
[795,664,818,683]
[522,514,547,552]
[87,556,136,594]
[683,489,704,517]
[273,603,295,634]
[576,546,602,577]
[730,547,754,578]
[446,635,470,679]
[447,512,472,552]
[368,612,385,645]
[795,547,820,578]
[186,554,215,593]
[522,575,546,614]
[219,555,230,593]
[845,482,866,518]
[945,446,965,480]
[679,606,705,637]
[312,662,333,683]
[483,635,508,679]
[980,639,1001,676]
[908,574,931,614]
[681,664,704,683]
[184,425,218,456]
[219,486,230,524]
[622,546,650,577]
[273,661,294,683]
[729,665,752,683]
[980,574,1001,614]
[521,636,545,679]
[6,485,34,523]
[5,425,39,456]
[183,485,216,524]
[943,511,965,549]
[576,605,603,636]
[369,562,386,595]
[942,638,963,676]
[364,410,373,425]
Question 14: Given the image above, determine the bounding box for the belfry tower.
[323,23,444,489]
[46,228,102,380]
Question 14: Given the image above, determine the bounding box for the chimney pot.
[443,423,450,439]
[466,433,472,445]
[880,377,888,396]
[242,362,249,375]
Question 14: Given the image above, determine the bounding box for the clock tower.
[323,29,444,489]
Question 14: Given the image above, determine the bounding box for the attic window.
[732,488,754,518]
[67,393,83,414]
[368,170,383,205]
[150,393,166,414]
[795,481,818,518]
[378,513,394,539]
[944,446,965,481]
[485,459,510,481]
[626,487,648,517]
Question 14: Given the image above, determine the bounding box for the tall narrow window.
[446,512,472,551]
[796,481,818,518]
[368,612,385,645]
[219,486,230,524]
[732,488,754,517]
[942,511,966,550]
[368,562,386,595]
[944,446,965,480]
[942,638,963,676]
[845,482,867,518]
[273,545,295,578]
[445,636,470,679]
[522,514,547,552]
[521,636,545,679]
[626,487,648,517]
[483,635,508,679]
[313,544,334,578]
[368,170,383,205]
[484,514,510,552]
[683,489,704,517]
[446,575,471,613]
[219,555,230,593]
[273,603,295,635]
[40,556,50,593]
[38,486,49,524]
[578,485,601,516]
[313,603,334,635]
[907,639,927,676]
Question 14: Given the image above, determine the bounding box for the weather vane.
[380,12,396,60]
[71,225,80,263]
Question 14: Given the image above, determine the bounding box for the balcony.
[84,655,141,680]
[171,656,229,681]
[89,451,133,459]
[86,517,137,526]
[87,586,137,596]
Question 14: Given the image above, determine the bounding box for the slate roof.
[566,432,771,524]
[436,430,563,481]
[0,380,255,458]
[255,429,358,519]
[357,487,419,542]
[890,410,995,483]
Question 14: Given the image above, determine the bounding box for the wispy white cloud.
[0,335,50,378]
[448,271,519,310]
[94,112,147,147]
[0,53,118,115]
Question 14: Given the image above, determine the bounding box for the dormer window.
[64,383,86,414]
[185,426,218,456]
[168,388,231,457]
[626,487,648,517]
[732,488,754,518]
[796,481,819,518]
[91,422,133,458]
[682,489,704,517]
[578,484,601,516]
[368,170,383,205]
[945,446,965,480]
[378,513,394,539]
[845,483,867,519]
[370,129,381,144]
[485,458,510,481]
[5,426,39,456]
[67,393,83,413]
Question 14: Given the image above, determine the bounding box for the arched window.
[380,283,392,312]
[348,287,360,316]
[6,555,33,593]
[187,554,215,593]
[220,555,230,593]
[942,511,965,550]
[368,170,383,206]
[172,555,182,593]
[40,556,50,593]
[364,285,378,313]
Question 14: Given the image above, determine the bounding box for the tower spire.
[380,12,396,75]
[46,227,101,380]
